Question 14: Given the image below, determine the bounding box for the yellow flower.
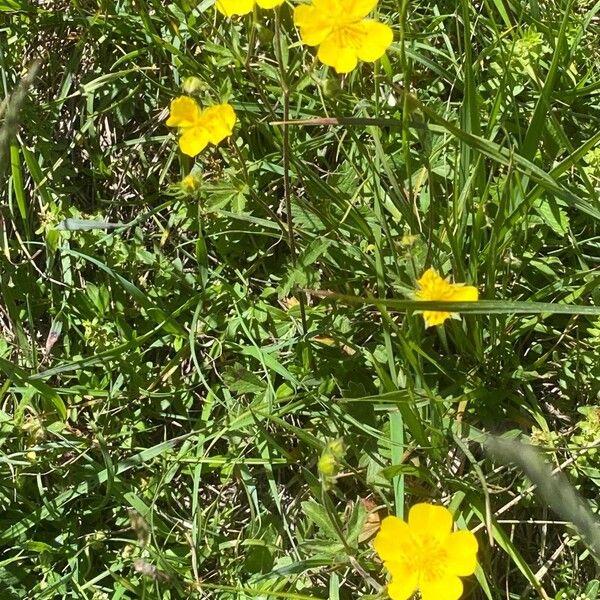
[414,267,479,328]
[373,503,478,600]
[166,96,236,157]
[294,0,393,74]
[216,0,284,17]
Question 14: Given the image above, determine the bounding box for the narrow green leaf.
[10,144,26,220]
[310,291,600,316]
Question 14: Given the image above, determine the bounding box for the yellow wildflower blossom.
[166,96,236,157]
[415,267,479,328]
[294,0,393,74]
[216,0,284,17]
[374,503,478,600]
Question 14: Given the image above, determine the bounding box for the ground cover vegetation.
[1,0,600,598]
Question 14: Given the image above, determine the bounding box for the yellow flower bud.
[318,453,337,477]
[318,438,345,477]
[182,76,204,95]
[181,174,201,193]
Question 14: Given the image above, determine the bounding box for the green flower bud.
[255,22,274,45]
[318,438,345,477]
[323,77,341,98]
[181,174,201,193]
[182,76,205,95]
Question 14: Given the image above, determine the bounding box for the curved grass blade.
[486,436,600,562]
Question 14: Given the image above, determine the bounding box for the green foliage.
[1,0,600,598]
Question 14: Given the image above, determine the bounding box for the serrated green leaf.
[301,500,339,540]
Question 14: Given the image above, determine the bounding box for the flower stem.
[274,9,308,335]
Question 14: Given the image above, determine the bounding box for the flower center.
[331,21,366,49]
[420,279,455,301]
[417,543,450,584]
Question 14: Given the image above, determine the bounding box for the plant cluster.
[1,0,600,599]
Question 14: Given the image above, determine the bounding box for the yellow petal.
[166,96,201,128]
[449,284,479,302]
[414,268,478,326]
[373,516,414,563]
[216,0,255,16]
[256,0,284,7]
[179,126,209,156]
[201,103,235,126]
[293,3,314,26]
[348,0,379,18]
[417,267,441,286]
[408,503,453,543]
[387,568,418,600]
[416,268,452,300]
[312,0,342,14]
[443,530,478,576]
[421,310,452,328]
[356,20,393,62]
[294,5,332,46]
[199,104,236,145]
[420,575,463,600]
[317,34,359,73]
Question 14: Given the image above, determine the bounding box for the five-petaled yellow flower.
[166,96,236,157]
[374,503,478,600]
[216,0,284,17]
[294,0,393,74]
[414,268,479,328]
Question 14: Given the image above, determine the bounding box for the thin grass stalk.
[274,8,308,335]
